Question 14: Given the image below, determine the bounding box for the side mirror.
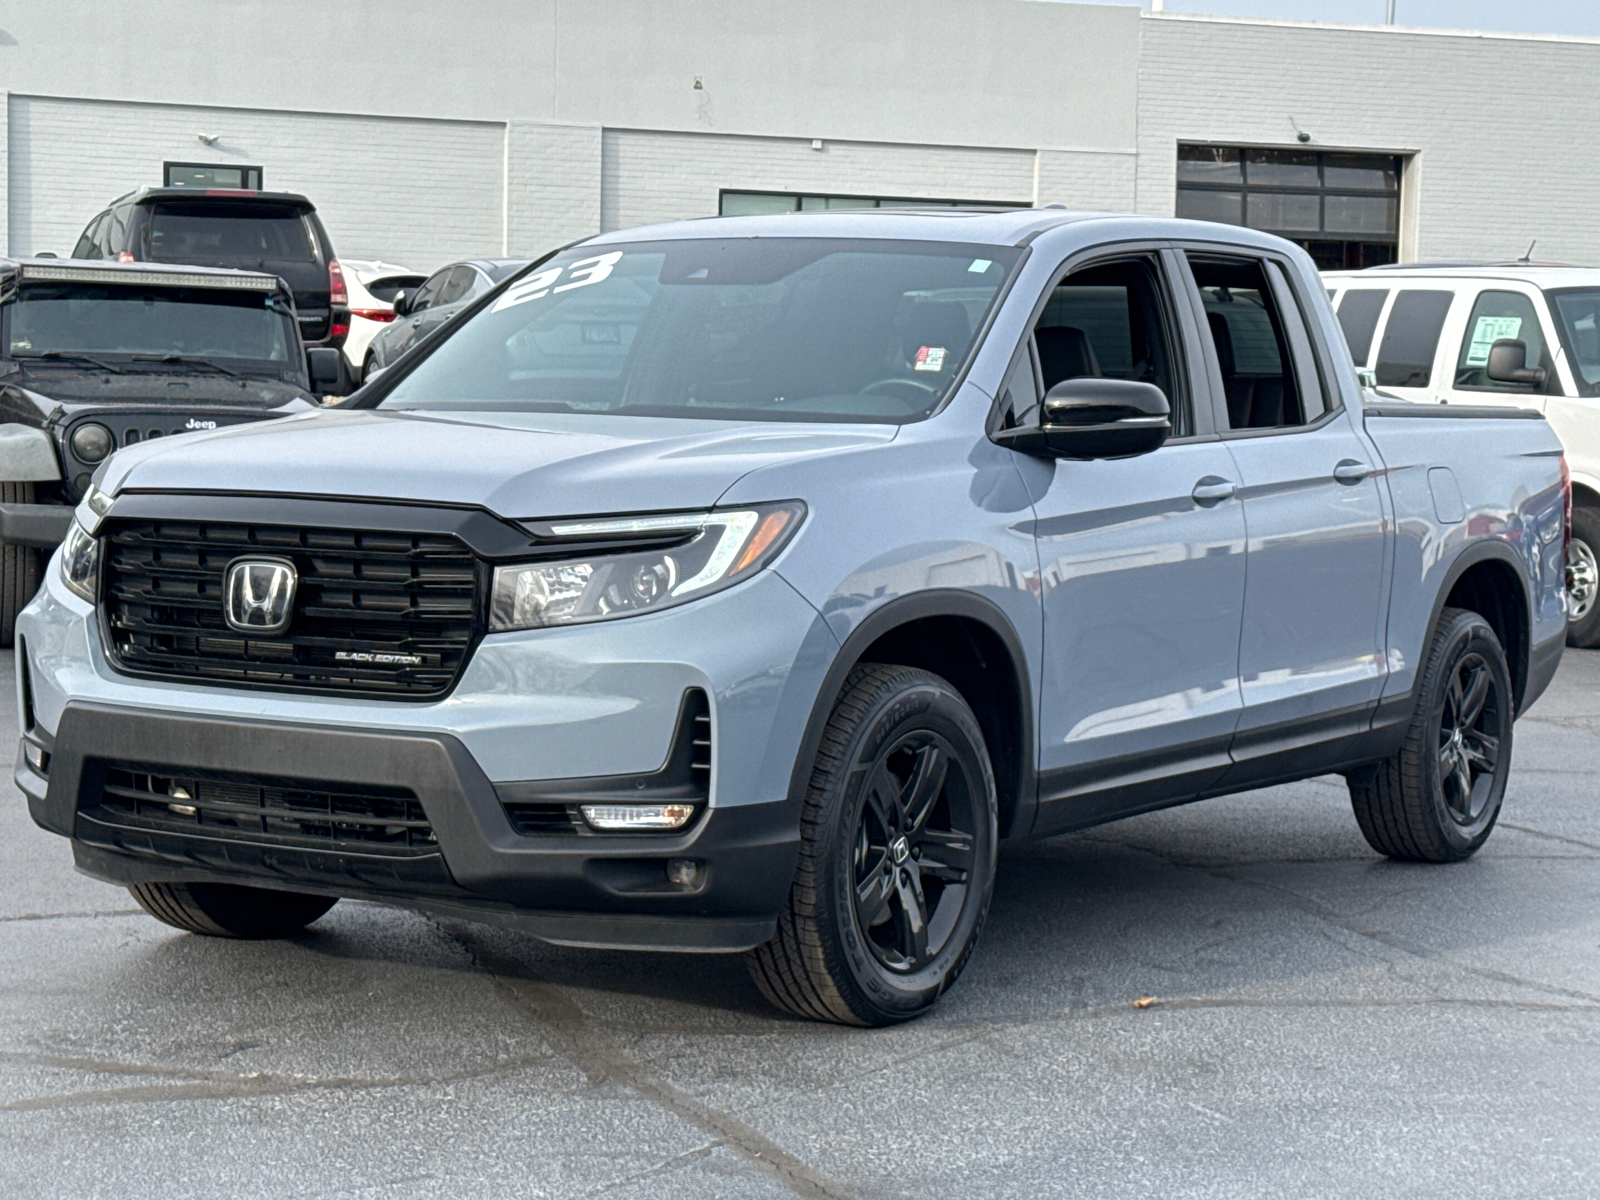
[306,347,343,387]
[390,289,412,317]
[1486,339,1547,388]
[993,378,1171,460]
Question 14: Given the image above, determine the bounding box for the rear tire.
[1565,504,1600,647]
[1347,607,1513,863]
[745,664,998,1025]
[0,482,42,649]
[129,882,337,938]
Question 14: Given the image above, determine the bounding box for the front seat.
[1035,325,1101,390]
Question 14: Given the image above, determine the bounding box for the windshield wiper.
[130,354,243,377]
[14,350,129,374]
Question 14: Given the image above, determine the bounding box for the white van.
[1325,264,1600,646]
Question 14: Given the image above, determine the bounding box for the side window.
[76,213,109,260]
[438,266,479,306]
[411,270,450,312]
[1336,289,1389,366]
[1454,289,1554,393]
[1374,289,1453,389]
[1187,254,1313,430]
[1028,254,1191,437]
[71,215,103,259]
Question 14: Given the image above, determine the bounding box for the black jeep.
[0,259,335,643]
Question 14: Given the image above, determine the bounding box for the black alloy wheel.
[1348,607,1514,862]
[851,733,976,974]
[746,664,998,1025]
[1436,649,1503,829]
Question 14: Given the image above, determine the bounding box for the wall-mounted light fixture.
[196,133,220,146]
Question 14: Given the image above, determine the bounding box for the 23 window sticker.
[491,252,625,313]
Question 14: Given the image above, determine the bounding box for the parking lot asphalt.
[1,647,1596,1200]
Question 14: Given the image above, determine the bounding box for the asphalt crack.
[433,920,860,1200]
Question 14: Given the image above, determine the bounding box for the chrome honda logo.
[223,557,297,635]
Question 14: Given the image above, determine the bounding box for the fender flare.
[1424,537,1534,710]
[0,424,62,482]
[784,588,1037,839]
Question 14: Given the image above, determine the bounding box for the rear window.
[1375,289,1453,388]
[1336,289,1388,365]
[146,203,317,266]
[365,275,425,303]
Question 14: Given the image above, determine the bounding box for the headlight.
[69,422,114,464]
[490,501,805,632]
[60,518,100,603]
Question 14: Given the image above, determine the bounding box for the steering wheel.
[861,377,941,403]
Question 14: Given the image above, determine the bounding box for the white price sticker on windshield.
[492,252,624,312]
[1465,315,1523,366]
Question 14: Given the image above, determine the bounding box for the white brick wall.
[1034,149,1138,212]
[1137,15,1600,263]
[600,129,1036,232]
[6,96,504,271]
[505,121,603,256]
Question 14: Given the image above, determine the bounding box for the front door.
[1183,250,1389,786]
[1017,250,1248,834]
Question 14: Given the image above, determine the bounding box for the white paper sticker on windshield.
[491,251,625,313]
[1465,314,1524,366]
[968,259,993,274]
[913,346,947,372]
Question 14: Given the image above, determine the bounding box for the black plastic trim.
[1363,403,1544,420]
[789,589,1036,840]
[0,502,72,547]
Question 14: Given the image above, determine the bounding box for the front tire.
[1565,504,1600,647]
[1348,607,1513,862]
[746,664,998,1025]
[129,882,337,938]
[0,482,42,649]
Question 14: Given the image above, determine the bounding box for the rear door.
[1179,248,1390,785]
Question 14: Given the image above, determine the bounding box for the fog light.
[666,858,702,887]
[22,741,48,774]
[580,803,695,831]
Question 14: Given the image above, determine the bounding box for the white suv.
[1325,264,1600,645]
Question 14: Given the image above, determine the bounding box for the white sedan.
[339,259,426,378]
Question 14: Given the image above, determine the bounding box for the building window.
[719,191,1022,216]
[1175,146,1401,271]
[164,162,264,190]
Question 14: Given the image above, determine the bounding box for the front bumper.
[19,701,799,951]
[0,502,72,548]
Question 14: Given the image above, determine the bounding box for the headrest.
[1035,325,1101,387]
[1207,311,1236,377]
[902,301,972,366]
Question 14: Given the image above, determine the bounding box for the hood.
[5,367,311,409]
[102,408,899,518]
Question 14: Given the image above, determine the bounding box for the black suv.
[71,188,350,388]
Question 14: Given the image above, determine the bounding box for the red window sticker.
[913,346,947,372]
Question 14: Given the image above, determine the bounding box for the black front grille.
[91,766,436,853]
[101,518,480,697]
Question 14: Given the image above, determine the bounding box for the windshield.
[378,238,1023,423]
[147,203,317,267]
[1548,288,1600,397]
[6,283,296,374]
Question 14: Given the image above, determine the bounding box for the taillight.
[1562,455,1574,559]
[117,251,135,263]
[328,259,348,306]
[349,308,397,323]
[330,318,350,340]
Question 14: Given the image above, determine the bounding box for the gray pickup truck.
[16,211,1568,1025]
[0,259,334,643]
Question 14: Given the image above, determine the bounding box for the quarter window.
[1375,290,1453,389]
[1454,290,1552,393]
